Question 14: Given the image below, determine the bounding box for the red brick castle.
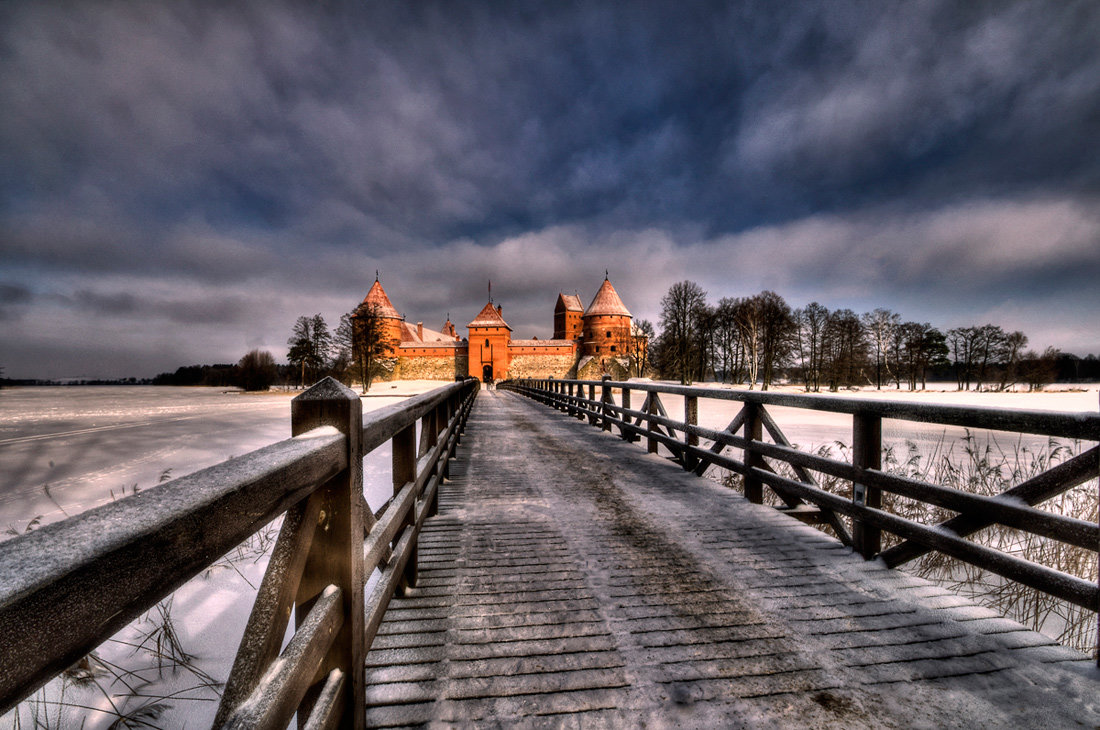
[357,275,640,382]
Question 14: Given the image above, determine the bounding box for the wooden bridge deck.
[364,390,1098,728]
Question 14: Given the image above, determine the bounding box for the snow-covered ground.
[0,380,1096,727]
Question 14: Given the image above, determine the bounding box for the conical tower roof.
[467,301,512,330]
[584,277,632,318]
[360,279,401,319]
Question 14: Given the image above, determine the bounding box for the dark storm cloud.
[1,0,1098,377]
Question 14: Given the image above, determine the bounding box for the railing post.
[852,413,883,559]
[393,421,417,593]
[743,402,763,504]
[588,383,597,425]
[621,387,635,441]
[601,376,613,432]
[647,393,658,454]
[290,377,365,729]
[683,395,698,471]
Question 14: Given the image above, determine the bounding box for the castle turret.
[581,275,632,357]
[355,277,405,355]
[554,292,584,341]
[441,315,458,340]
[467,300,512,382]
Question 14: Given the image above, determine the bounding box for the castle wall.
[577,355,630,380]
[508,352,578,380]
[394,352,469,380]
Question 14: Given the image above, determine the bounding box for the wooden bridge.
[1,378,1098,728]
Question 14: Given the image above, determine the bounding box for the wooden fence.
[0,376,478,728]
[502,376,1099,661]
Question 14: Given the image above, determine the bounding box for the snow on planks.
[364,389,1099,727]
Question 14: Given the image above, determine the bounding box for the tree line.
[649,280,1098,391]
[146,301,395,392]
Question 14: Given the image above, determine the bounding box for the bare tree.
[1020,347,1059,391]
[629,319,655,377]
[714,297,745,384]
[658,281,708,385]
[996,330,1028,391]
[733,297,761,388]
[349,303,397,393]
[862,308,899,389]
[237,350,278,391]
[734,291,794,390]
[287,314,333,388]
[822,308,866,390]
[795,302,829,392]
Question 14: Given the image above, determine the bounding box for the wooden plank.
[214,492,322,727]
[302,670,346,730]
[219,586,344,730]
[694,408,747,476]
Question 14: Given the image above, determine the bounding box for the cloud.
[1,1,1098,377]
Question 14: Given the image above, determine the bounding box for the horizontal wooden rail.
[502,377,1100,661]
[522,377,1100,440]
[0,376,480,729]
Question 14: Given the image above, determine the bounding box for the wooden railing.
[0,376,478,728]
[502,376,1099,660]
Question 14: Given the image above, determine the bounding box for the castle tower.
[441,315,459,340]
[356,276,405,356]
[581,275,632,358]
[467,301,512,382]
[553,293,584,340]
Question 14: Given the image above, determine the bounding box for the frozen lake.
[0,382,445,536]
[2,383,1097,536]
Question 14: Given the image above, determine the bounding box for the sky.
[1,0,1098,380]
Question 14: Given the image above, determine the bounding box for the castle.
[356,276,641,382]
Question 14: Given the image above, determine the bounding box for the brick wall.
[394,354,469,380]
[508,353,577,380]
[577,355,630,380]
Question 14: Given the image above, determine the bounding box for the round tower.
[581,276,632,357]
[355,276,405,355]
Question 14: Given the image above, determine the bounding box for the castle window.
[610,346,616,352]
[485,339,489,346]
[606,331,611,338]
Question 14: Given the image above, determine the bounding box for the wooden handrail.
[0,376,479,728]
[502,377,1099,661]
[529,378,1100,440]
